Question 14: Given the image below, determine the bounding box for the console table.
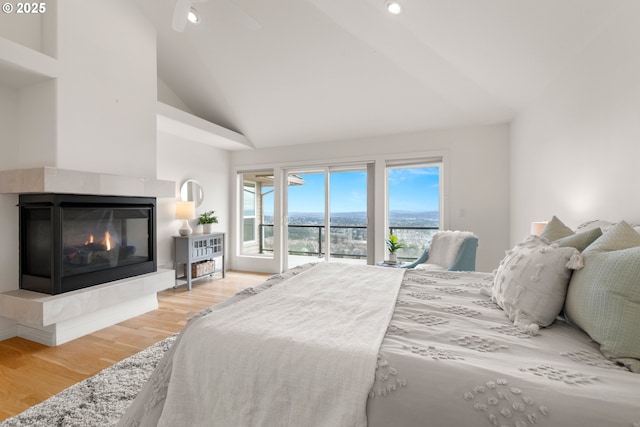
[173,233,225,290]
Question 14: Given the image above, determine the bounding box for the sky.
[279,167,440,213]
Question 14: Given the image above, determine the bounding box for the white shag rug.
[0,335,176,427]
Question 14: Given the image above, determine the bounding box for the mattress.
[119,263,640,427]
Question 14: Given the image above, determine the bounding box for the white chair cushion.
[414,263,446,271]
[427,231,476,269]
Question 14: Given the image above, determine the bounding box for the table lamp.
[176,201,195,236]
[530,221,548,236]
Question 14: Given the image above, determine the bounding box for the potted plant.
[197,210,218,233]
[386,233,404,263]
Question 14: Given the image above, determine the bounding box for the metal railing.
[258,224,438,260]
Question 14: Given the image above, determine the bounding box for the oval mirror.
[180,179,204,207]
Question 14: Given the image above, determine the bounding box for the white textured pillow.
[492,235,583,333]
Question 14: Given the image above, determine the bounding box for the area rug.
[0,335,177,427]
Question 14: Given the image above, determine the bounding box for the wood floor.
[0,270,270,422]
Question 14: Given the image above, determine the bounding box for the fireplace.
[19,193,157,295]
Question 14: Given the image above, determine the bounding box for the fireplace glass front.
[19,194,157,295]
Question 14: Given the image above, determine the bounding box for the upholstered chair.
[402,231,478,271]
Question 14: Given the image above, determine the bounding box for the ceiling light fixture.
[385,1,402,15]
[187,7,200,24]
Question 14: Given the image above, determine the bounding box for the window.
[285,166,369,268]
[243,181,256,243]
[234,157,443,271]
[386,161,441,261]
[239,171,275,257]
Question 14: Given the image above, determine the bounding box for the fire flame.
[105,231,112,251]
[84,231,113,251]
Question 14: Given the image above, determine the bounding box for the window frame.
[231,150,448,273]
[242,180,257,244]
[385,160,443,262]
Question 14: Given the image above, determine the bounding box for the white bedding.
[135,263,404,427]
[119,264,640,427]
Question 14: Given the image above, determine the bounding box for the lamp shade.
[175,201,195,220]
[176,201,195,236]
[530,221,548,236]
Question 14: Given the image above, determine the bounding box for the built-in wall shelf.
[157,101,254,151]
[0,36,58,88]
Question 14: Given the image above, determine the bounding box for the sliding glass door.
[285,167,368,268]
[329,169,368,262]
[286,170,326,267]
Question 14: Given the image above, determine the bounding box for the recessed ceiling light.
[386,1,402,15]
[187,7,200,24]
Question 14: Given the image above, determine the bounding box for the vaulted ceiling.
[134,0,624,149]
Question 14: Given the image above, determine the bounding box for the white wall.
[0,5,43,52]
[231,124,511,272]
[0,191,18,339]
[18,80,56,168]
[0,84,19,167]
[0,85,20,338]
[156,133,231,270]
[55,0,158,178]
[0,0,163,339]
[158,78,193,114]
[510,2,640,242]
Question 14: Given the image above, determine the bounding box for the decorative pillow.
[555,227,602,252]
[575,219,615,233]
[565,221,640,372]
[492,235,583,334]
[539,216,574,241]
[580,220,640,253]
[539,215,602,252]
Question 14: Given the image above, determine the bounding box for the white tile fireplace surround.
[0,270,173,346]
[0,167,176,346]
[0,167,174,197]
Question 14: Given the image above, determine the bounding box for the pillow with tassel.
[488,235,583,334]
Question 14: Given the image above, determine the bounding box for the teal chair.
[402,231,478,271]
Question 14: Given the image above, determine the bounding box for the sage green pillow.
[539,216,574,241]
[565,221,640,372]
[582,220,640,253]
[539,216,602,252]
[555,227,602,252]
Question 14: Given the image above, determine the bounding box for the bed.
[119,219,640,427]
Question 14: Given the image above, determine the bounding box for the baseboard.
[0,322,17,341]
[16,324,56,346]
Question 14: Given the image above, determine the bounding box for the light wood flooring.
[0,270,270,422]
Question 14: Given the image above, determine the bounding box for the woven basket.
[186,260,215,278]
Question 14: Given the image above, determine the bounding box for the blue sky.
[283,167,439,213]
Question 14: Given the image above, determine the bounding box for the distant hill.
[268,210,438,218]
[389,210,439,220]
[265,210,439,227]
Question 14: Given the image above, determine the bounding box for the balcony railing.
[259,224,438,260]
